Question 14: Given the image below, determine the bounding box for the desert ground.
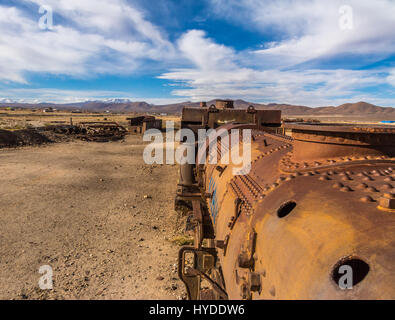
[0,109,180,130]
[0,131,189,300]
[0,109,393,300]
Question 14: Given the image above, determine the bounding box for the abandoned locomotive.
[175,100,395,300]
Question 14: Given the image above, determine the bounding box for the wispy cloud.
[158,29,394,106]
[387,69,395,87]
[0,88,132,103]
[0,1,394,106]
[0,87,188,105]
[0,1,175,83]
[209,0,395,66]
[158,1,395,106]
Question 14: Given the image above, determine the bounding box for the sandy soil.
[0,110,180,131]
[0,134,187,300]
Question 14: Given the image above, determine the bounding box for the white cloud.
[1,1,394,106]
[210,0,395,67]
[25,0,170,46]
[159,29,394,106]
[387,69,395,87]
[0,88,132,103]
[161,68,392,106]
[177,30,237,71]
[158,1,395,106]
[0,87,189,105]
[0,1,175,83]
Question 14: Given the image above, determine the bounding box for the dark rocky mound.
[0,129,53,148]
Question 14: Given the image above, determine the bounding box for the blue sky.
[0,0,394,106]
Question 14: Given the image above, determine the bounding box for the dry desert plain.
[0,109,393,300]
[0,110,189,300]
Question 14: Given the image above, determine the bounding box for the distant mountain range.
[1,99,395,116]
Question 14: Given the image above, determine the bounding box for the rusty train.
[175,100,395,300]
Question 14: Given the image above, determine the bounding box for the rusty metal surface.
[284,122,395,133]
[212,131,394,300]
[176,103,395,300]
[181,104,281,133]
[215,100,235,109]
[285,123,395,162]
[175,104,281,216]
[127,116,155,125]
[126,116,162,134]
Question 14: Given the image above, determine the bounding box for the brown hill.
[1,100,394,116]
[308,102,395,115]
[262,103,312,115]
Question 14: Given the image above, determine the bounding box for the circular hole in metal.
[332,257,370,288]
[277,201,297,218]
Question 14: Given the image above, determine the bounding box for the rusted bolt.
[240,283,251,300]
[333,182,344,189]
[379,193,395,210]
[366,186,378,193]
[248,272,262,293]
[360,196,375,203]
[340,186,353,192]
[382,184,393,190]
[238,252,254,269]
